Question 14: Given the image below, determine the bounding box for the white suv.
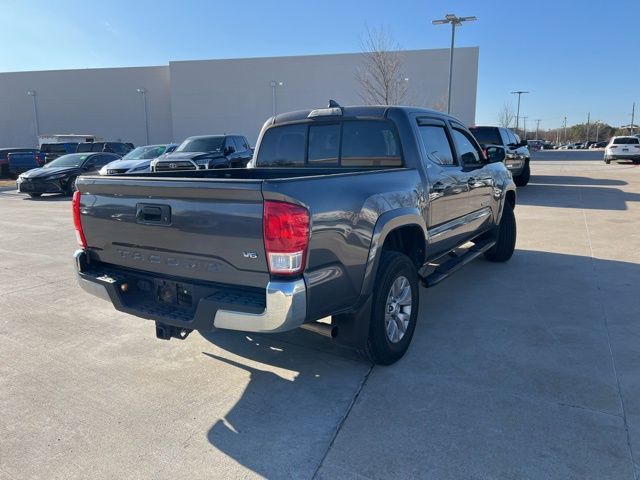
[604,136,640,164]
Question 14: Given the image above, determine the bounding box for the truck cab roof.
[271,105,456,125]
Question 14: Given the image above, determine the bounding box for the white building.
[0,48,479,148]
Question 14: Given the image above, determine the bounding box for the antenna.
[328,99,341,108]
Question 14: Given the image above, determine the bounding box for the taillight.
[609,145,618,149]
[263,200,309,275]
[72,191,87,248]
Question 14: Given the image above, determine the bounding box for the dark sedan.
[16,152,119,197]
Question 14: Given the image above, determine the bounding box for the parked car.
[7,143,79,176]
[604,136,640,164]
[99,144,178,175]
[76,142,134,156]
[40,142,79,164]
[16,152,120,197]
[0,148,38,177]
[468,125,531,186]
[590,141,607,149]
[150,135,252,171]
[72,103,516,365]
[7,151,46,177]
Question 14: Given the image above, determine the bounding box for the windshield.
[122,145,167,160]
[468,127,502,145]
[43,153,89,168]
[176,137,224,153]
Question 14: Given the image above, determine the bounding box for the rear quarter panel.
[264,168,425,321]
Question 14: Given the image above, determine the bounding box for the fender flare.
[359,208,427,297]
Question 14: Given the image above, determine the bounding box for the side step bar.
[421,239,496,288]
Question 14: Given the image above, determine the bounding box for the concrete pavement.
[1,151,639,479]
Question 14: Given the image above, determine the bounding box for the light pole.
[563,116,567,143]
[511,91,529,132]
[270,80,284,116]
[585,112,590,144]
[631,102,636,134]
[595,121,601,142]
[432,14,477,114]
[136,88,149,144]
[522,116,528,140]
[27,90,39,144]
[535,119,541,140]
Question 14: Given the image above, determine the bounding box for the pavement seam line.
[312,362,375,479]
[580,186,639,480]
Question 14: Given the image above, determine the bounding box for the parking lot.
[1,150,639,479]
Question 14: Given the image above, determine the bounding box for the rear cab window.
[468,126,502,145]
[255,119,402,168]
[612,137,639,145]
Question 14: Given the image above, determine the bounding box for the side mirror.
[485,146,506,163]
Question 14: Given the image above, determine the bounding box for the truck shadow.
[519,174,640,210]
[197,249,639,478]
[199,329,367,478]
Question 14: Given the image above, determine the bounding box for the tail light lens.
[263,200,309,275]
[609,145,618,149]
[72,191,87,248]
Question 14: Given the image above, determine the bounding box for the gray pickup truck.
[73,103,516,365]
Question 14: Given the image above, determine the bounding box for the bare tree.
[497,102,516,128]
[355,26,407,105]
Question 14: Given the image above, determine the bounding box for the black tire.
[364,251,419,365]
[513,161,530,186]
[604,158,611,164]
[28,193,42,198]
[66,176,78,196]
[485,203,516,262]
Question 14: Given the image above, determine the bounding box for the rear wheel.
[513,161,530,186]
[485,203,516,262]
[604,156,611,164]
[364,251,419,365]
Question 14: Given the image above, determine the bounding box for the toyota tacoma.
[73,103,516,365]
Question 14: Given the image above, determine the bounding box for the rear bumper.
[74,250,307,333]
[605,152,640,160]
[504,156,526,175]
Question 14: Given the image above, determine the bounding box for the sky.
[2,0,638,129]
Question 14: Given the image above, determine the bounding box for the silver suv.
[469,126,531,186]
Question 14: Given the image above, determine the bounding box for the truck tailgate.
[77,176,270,289]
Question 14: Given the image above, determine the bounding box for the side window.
[255,124,306,167]
[233,137,246,152]
[341,121,401,167]
[92,143,103,152]
[223,137,235,152]
[451,128,483,165]
[500,129,511,146]
[308,124,340,165]
[417,125,455,166]
[94,154,115,167]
